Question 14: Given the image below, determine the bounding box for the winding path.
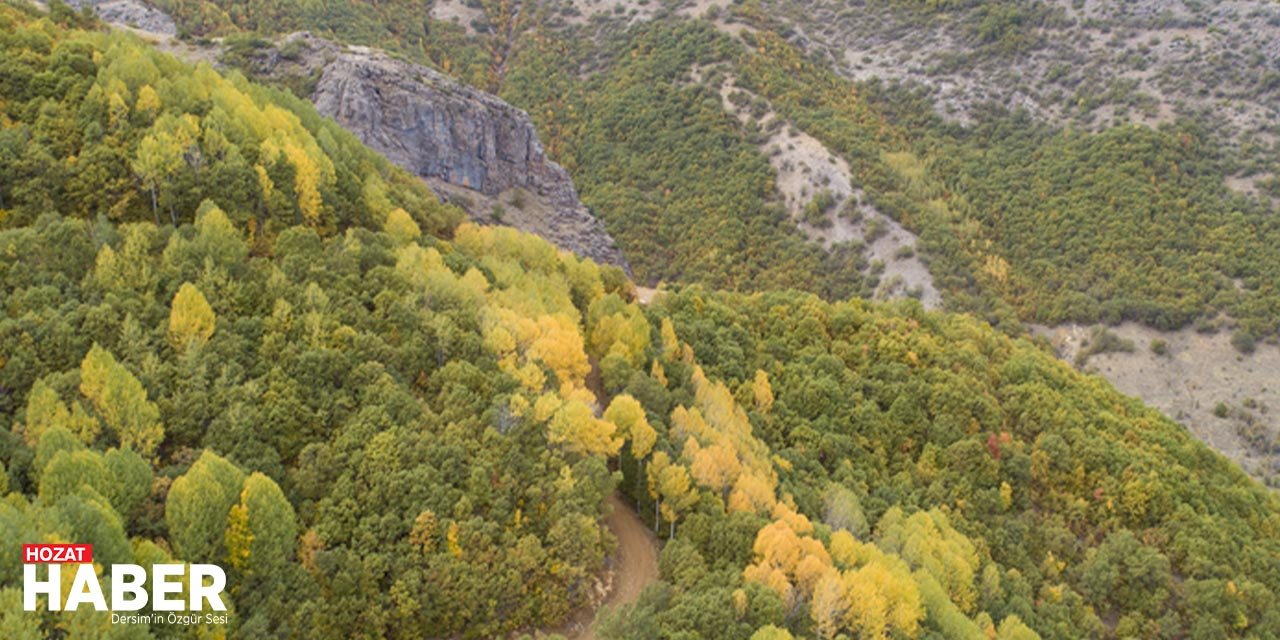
[599,493,660,610]
[545,493,658,640]
[546,348,661,639]
[589,288,666,628]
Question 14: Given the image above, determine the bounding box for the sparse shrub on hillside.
[501,22,874,300]
[864,216,889,243]
[1074,327,1136,366]
[1232,329,1258,354]
[1150,338,1169,356]
[802,190,837,227]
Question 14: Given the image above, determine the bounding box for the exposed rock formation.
[67,0,177,36]
[249,33,629,271]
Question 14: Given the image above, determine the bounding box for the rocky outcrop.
[68,0,177,36]
[251,33,629,271]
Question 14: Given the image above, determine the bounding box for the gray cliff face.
[313,51,535,196]
[269,35,630,271]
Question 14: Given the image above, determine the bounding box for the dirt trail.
[544,357,660,640]
[542,493,658,640]
[595,495,659,625]
[570,295,664,635]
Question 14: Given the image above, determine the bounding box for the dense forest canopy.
[607,286,1280,638]
[2,3,1280,640]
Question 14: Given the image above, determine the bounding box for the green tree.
[1078,529,1172,618]
[166,450,246,564]
[37,450,109,505]
[132,128,184,223]
[232,472,298,577]
[103,447,153,518]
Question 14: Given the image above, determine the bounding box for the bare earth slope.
[1036,323,1280,485]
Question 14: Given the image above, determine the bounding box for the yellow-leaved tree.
[605,394,658,493]
[20,380,99,446]
[752,369,774,413]
[687,439,742,503]
[604,394,657,460]
[548,400,623,457]
[828,531,926,639]
[876,507,980,612]
[743,518,831,615]
[645,451,698,538]
[135,84,160,118]
[283,142,323,226]
[383,207,421,244]
[79,345,164,458]
[168,282,216,349]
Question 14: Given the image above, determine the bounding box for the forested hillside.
[604,288,1280,639]
[0,1,459,237]
[3,2,1280,640]
[0,4,622,636]
[2,204,634,636]
[99,0,1280,346]
[502,21,876,299]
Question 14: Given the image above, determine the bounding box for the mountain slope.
[3,4,1280,640]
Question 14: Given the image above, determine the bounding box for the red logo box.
[23,544,92,564]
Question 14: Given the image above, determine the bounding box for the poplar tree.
[548,400,622,457]
[383,207,421,244]
[168,282,217,349]
[79,345,164,457]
